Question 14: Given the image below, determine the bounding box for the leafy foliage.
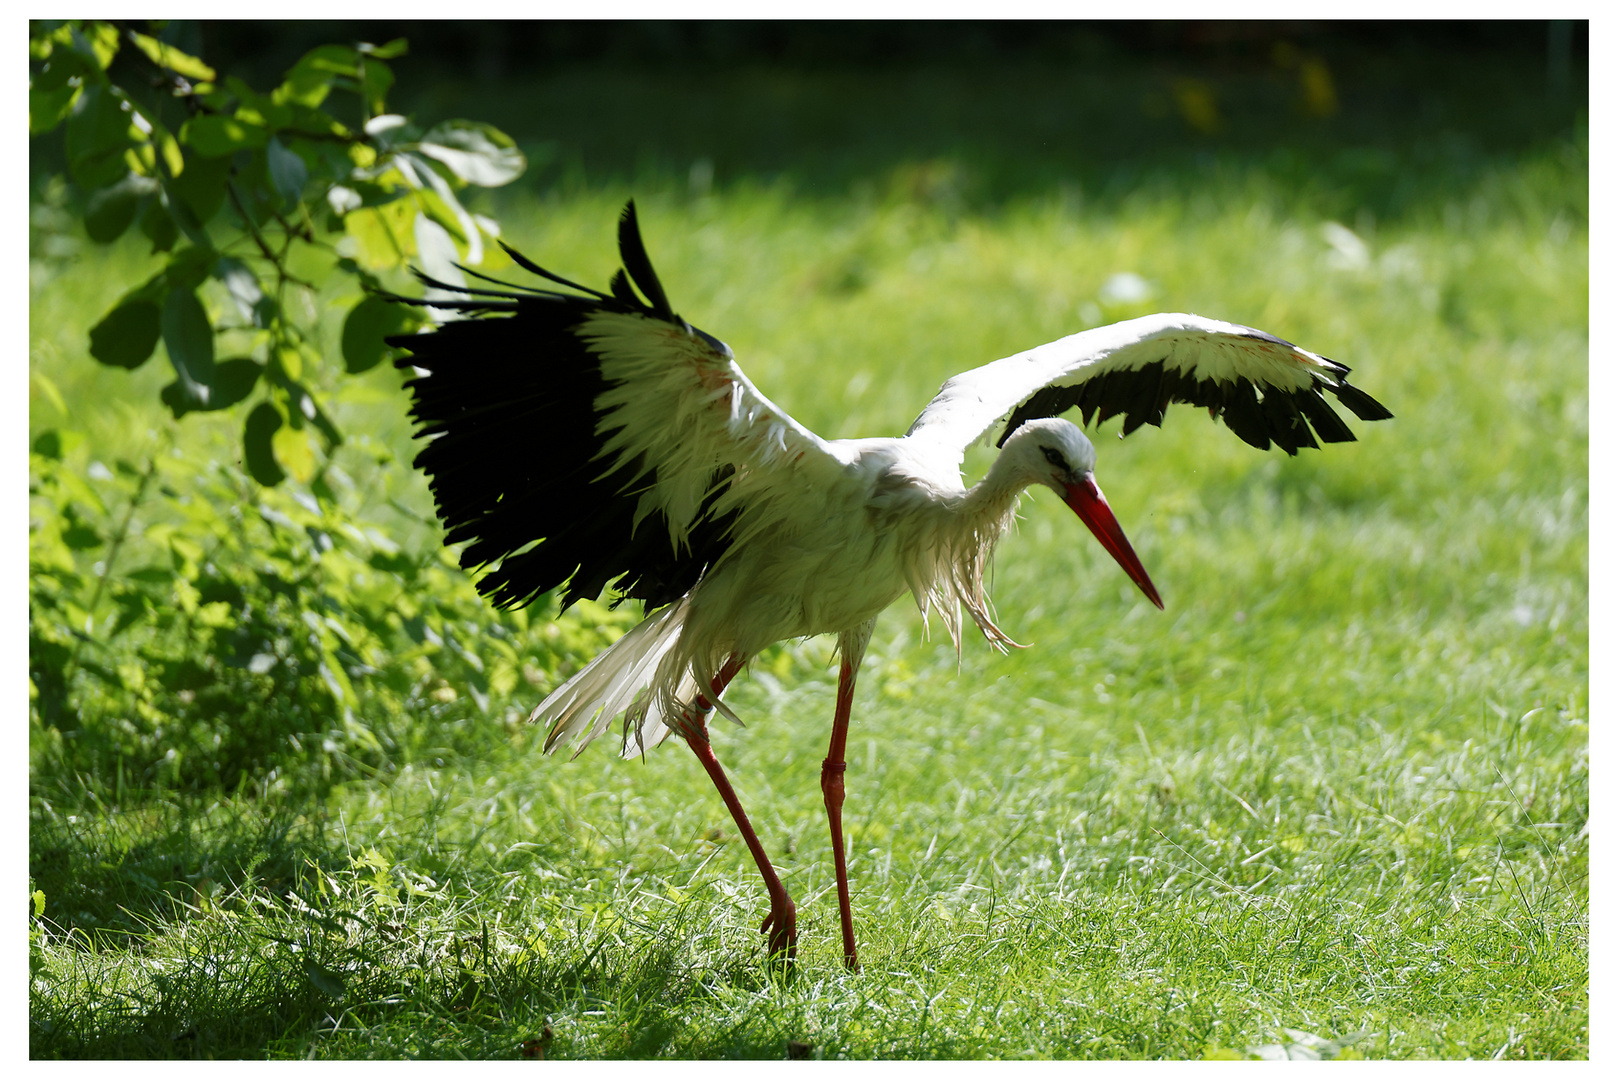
[30,19,524,484]
[29,429,638,800]
[26,20,593,803]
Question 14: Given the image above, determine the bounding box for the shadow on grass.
[30,867,805,1060]
[29,798,339,944]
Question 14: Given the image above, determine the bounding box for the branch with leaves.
[30,19,526,486]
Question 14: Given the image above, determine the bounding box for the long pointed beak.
[1063,476,1164,610]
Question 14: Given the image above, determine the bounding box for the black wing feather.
[499,242,613,299]
[995,341,1391,456]
[1221,377,1271,450]
[1330,380,1395,422]
[385,202,735,612]
[608,268,641,308]
[617,200,676,321]
[1295,388,1357,443]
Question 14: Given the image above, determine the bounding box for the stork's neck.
[959,448,1036,532]
[886,443,1031,653]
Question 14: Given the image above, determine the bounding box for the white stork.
[388,201,1391,970]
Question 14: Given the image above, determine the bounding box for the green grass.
[30,55,1585,1059]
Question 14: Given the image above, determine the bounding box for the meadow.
[29,36,1586,1059]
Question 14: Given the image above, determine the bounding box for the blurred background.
[33,20,1588,222]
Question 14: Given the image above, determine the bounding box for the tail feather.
[533,591,747,759]
[624,662,745,755]
[535,597,692,756]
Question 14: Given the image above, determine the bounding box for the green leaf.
[139,195,179,252]
[108,591,152,639]
[227,77,294,131]
[280,44,361,109]
[88,300,162,370]
[367,550,415,576]
[161,358,262,418]
[32,430,84,461]
[126,99,186,177]
[31,890,46,918]
[272,345,303,384]
[360,38,409,59]
[268,373,343,448]
[417,121,526,187]
[285,103,353,144]
[413,186,471,245]
[185,113,269,157]
[343,200,415,270]
[69,22,121,71]
[341,295,415,374]
[275,425,318,484]
[294,43,362,77]
[30,24,64,61]
[229,149,278,227]
[158,245,220,293]
[244,403,286,486]
[213,359,265,406]
[161,288,216,407]
[125,30,216,81]
[84,172,158,243]
[29,82,80,135]
[31,34,89,94]
[359,58,395,116]
[265,136,309,207]
[62,522,103,551]
[345,180,408,210]
[168,151,231,223]
[64,84,135,189]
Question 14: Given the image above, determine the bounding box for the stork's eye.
[1040,446,1067,469]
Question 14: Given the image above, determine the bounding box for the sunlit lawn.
[29,64,1585,1059]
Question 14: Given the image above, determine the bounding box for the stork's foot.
[759,892,798,968]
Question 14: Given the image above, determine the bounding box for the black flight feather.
[499,242,613,300]
[1328,379,1395,421]
[385,202,736,613]
[608,268,640,308]
[995,346,1391,451]
[617,200,676,321]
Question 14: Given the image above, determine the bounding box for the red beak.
[1063,476,1164,609]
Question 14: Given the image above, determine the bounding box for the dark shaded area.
[35,21,1588,224]
[230,22,1591,217]
[185,20,1584,85]
[29,802,335,944]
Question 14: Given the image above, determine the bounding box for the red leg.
[822,620,874,972]
[679,656,798,965]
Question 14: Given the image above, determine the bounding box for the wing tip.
[616,199,676,321]
[1330,379,1395,422]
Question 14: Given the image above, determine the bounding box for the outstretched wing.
[387,201,844,612]
[904,313,1392,459]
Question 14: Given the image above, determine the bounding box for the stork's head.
[1001,418,1164,609]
